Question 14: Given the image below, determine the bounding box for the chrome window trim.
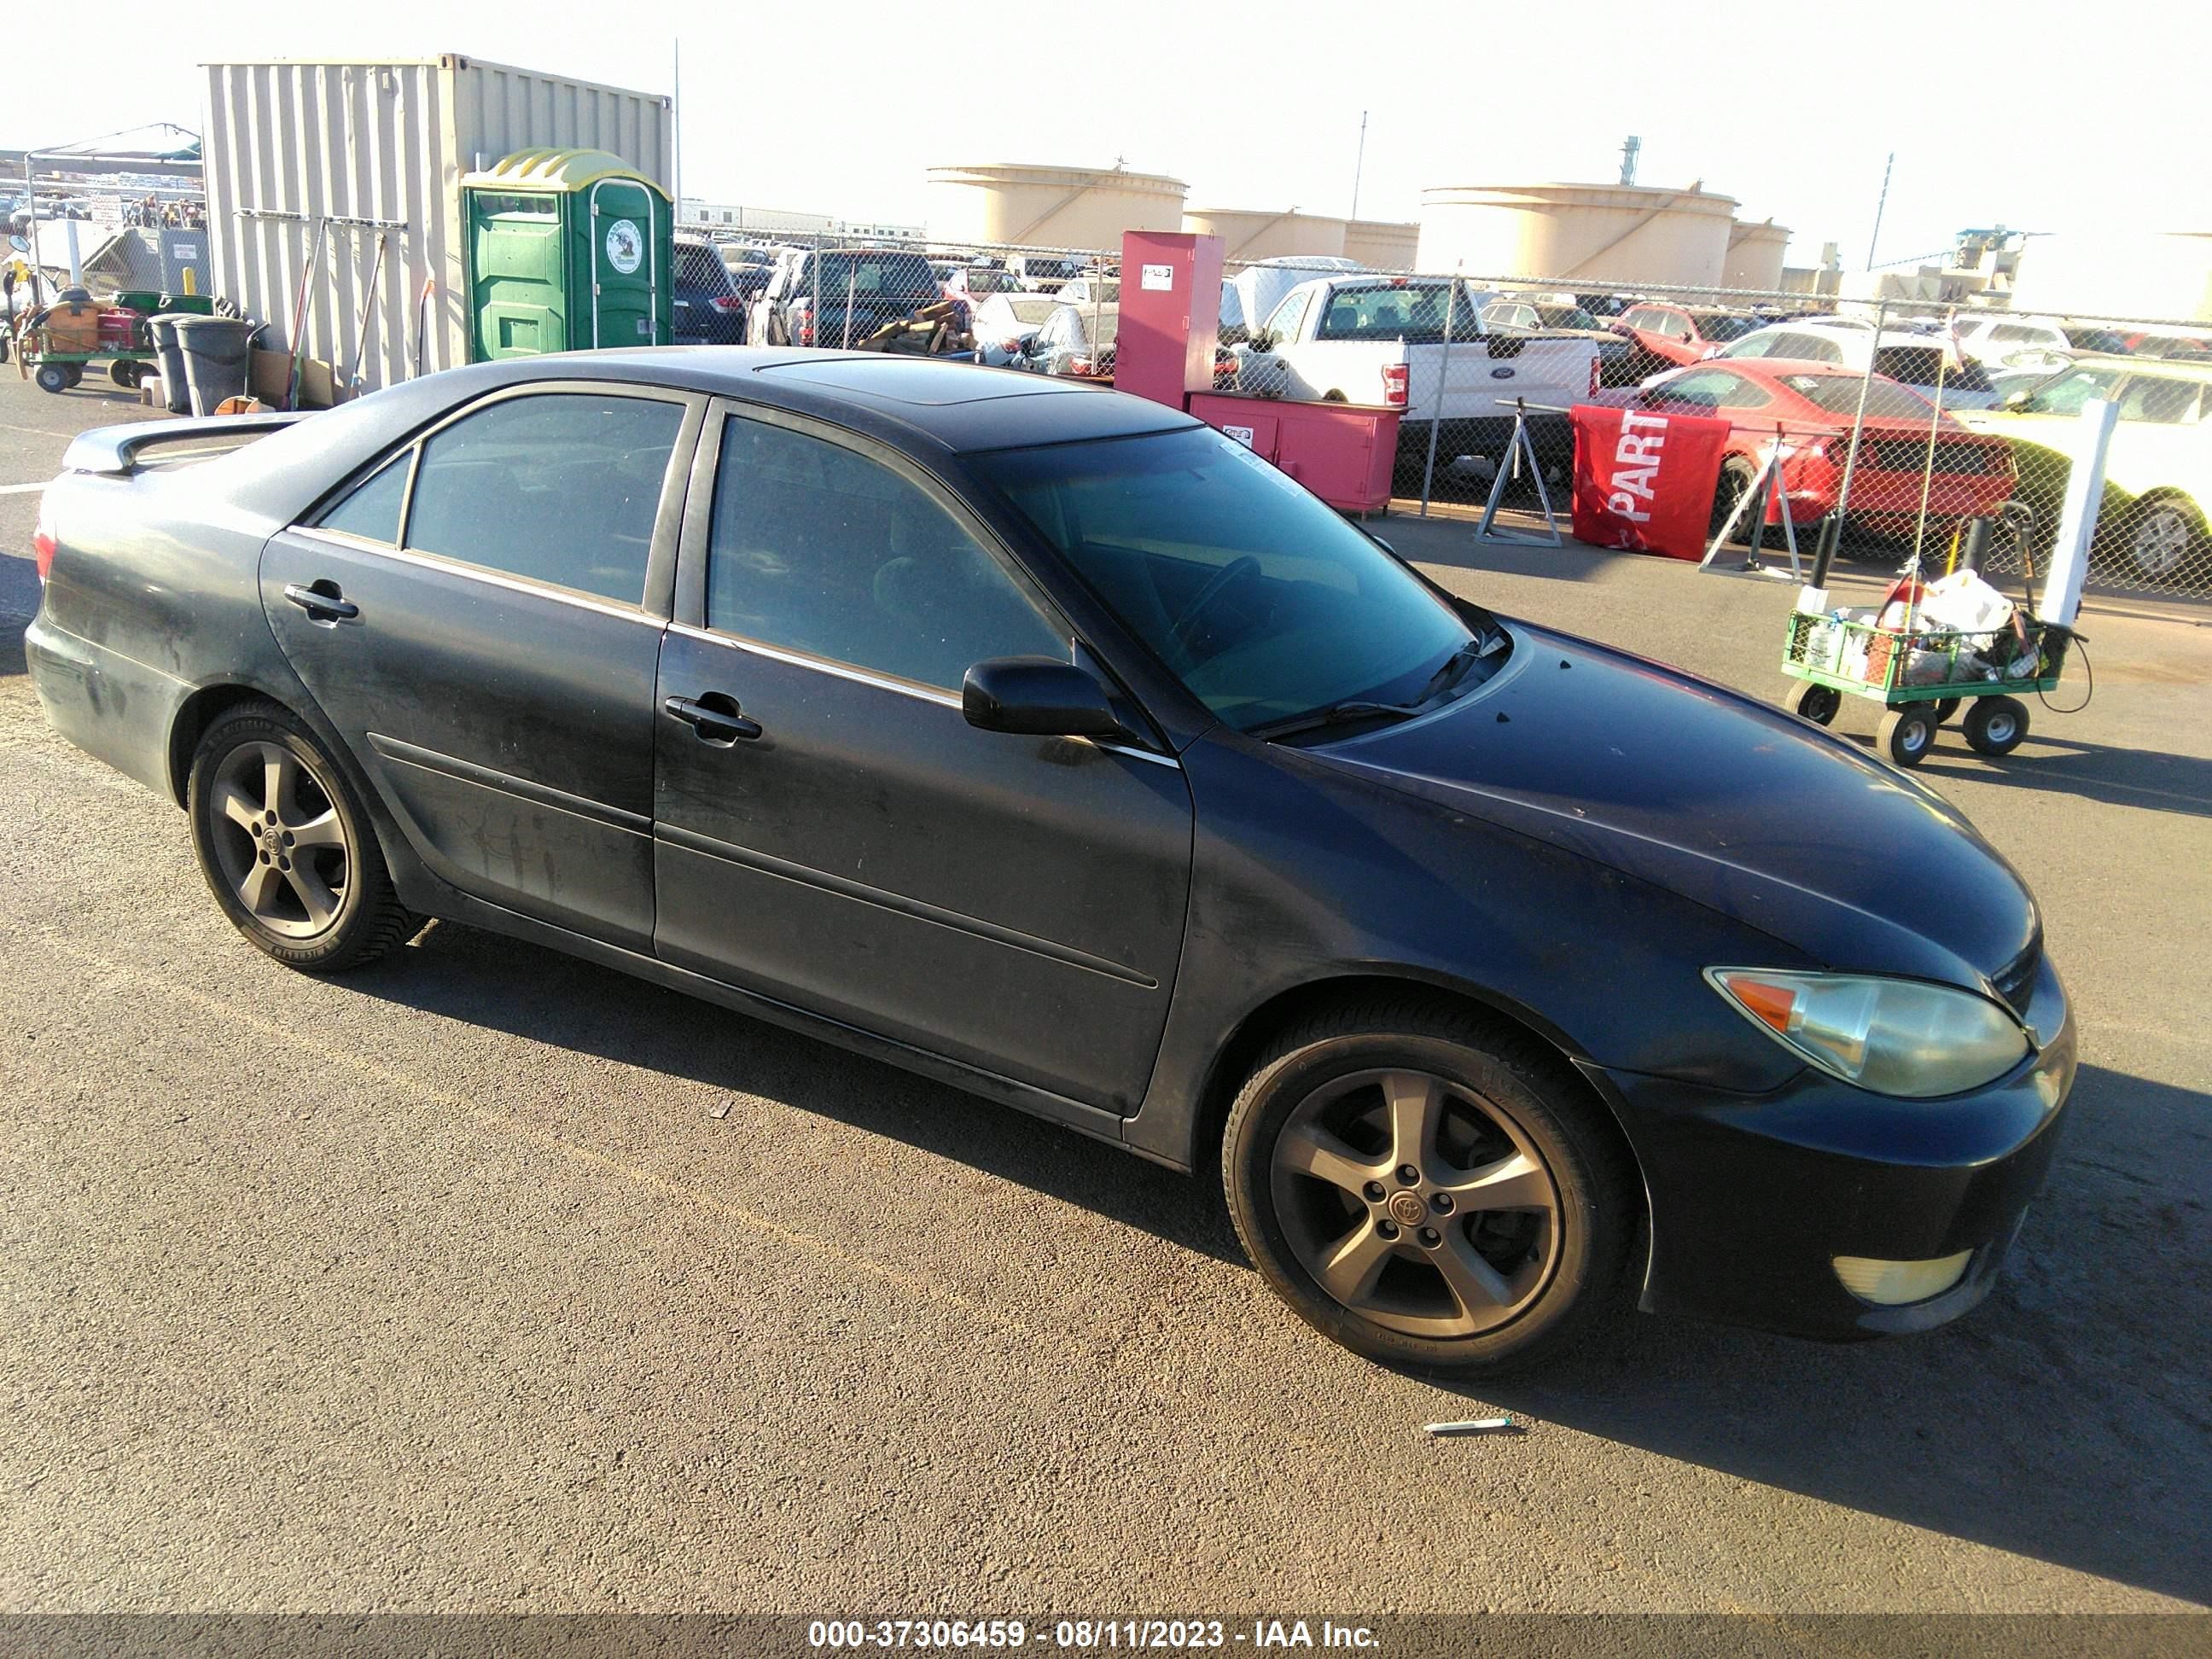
[288,527,667,626]
[666,621,963,709]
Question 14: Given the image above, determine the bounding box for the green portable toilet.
[461,148,672,361]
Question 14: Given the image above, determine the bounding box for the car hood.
[1302,625,2040,994]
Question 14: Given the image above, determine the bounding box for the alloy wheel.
[2128,505,2195,579]
[1270,1068,1562,1338]
[206,740,353,939]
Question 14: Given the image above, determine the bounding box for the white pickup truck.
[1236,275,1601,491]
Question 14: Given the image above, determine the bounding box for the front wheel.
[34,362,71,393]
[187,701,420,972]
[1784,680,1842,726]
[1224,1003,1634,1374]
[1877,705,1939,767]
[2116,496,2205,582]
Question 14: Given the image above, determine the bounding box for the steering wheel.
[1169,555,1262,652]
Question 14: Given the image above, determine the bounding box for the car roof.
[197,348,1201,529]
[2059,351,2212,379]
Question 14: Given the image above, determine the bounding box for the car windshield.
[976,428,1481,731]
[1004,297,1060,323]
[1778,375,1938,417]
[966,269,1019,294]
[2019,366,2126,415]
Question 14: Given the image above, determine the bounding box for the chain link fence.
[696,227,2212,604]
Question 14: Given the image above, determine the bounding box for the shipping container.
[201,55,672,395]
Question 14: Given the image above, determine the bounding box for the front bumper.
[1592,953,2075,1342]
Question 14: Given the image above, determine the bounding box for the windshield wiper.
[1245,700,1426,742]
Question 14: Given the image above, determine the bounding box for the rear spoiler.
[61,412,309,477]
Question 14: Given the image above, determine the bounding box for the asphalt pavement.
[2,370,2208,1621]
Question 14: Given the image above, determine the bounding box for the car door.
[651,405,1195,1113]
[260,383,703,952]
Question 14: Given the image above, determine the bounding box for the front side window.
[2116,375,2205,424]
[706,416,1066,691]
[404,393,684,605]
[1722,332,1774,358]
[977,425,1477,731]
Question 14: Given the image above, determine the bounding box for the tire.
[1962,695,2029,757]
[1934,697,1961,725]
[108,358,142,389]
[1710,457,1764,547]
[186,700,420,973]
[0,333,11,364]
[1877,706,1939,768]
[1322,388,1348,404]
[1223,1000,1635,1375]
[1784,680,1842,726]
[34,363,71,393]
[2115,494,2205,582]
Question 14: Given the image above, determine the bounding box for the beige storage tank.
[203,55,672,392]
[926,162,1187,251]
[1417,182,1738,287]
[1342,218,1419,269]
[1723,218,1791,291]
[1181,208,1348,262]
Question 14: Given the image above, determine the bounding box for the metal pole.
[22,152,44,306]
[1866,153,1894,271]
[1810,298,1888,591]
[841,260,857,350]
[671,38,683,226]
[1350,111,1369,221]
[1906,309,1953,584]
[1419,272,1459,517]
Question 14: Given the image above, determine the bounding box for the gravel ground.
[1,371,2208,1620]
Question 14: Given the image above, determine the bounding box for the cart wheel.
[61,364,84,388]
[1784,680,1842,726]
[1877,706,1939,768]
[108,359,142,389]
[0,334,10,364]
[34,363,72,393]
[1934,698,1961,724]
[1962,696,2029,757]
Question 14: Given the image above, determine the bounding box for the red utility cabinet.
[1117,230,1400,515]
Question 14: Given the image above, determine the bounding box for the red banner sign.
[1569,403,1732,562]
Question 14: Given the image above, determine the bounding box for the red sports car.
[1606,360,2017,538]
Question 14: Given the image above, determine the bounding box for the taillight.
[1382,364,1409,407]
[33,512,56,581]
[1000,337,1023,352]
[1068,356,1092,376]
[708,294,742,314]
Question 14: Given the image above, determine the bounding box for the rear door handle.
[282,582,358,621]
[663,693,762,745]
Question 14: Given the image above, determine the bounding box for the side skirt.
[422,885,1138,1156]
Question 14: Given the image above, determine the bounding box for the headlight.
[1705,969,2031,1098]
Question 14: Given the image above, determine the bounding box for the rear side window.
[405,393,684,605]
[316,454,411,544]
[705,416,1066,690]
[2116,375,2206,424]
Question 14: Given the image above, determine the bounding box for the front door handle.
[663,693,763,745]
[282,581,358,622]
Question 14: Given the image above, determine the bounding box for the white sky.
[9,0,2207,271]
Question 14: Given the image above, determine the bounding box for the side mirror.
[963,657,1125,738]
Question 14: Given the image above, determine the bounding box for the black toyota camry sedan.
[25,350,2075,1372]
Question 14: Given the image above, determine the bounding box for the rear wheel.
[1224,1001,1634,1374]
[1933,697,1961,724]
[108,358,143,389]
[186,701,420,973]
[1962,695,2029,756]
[34,363,71,393]
[1784,680,1842,726]
[1710,457,1764,547]
[1877,705,1939,767]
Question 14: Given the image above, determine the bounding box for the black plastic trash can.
[172,315,259,416]
[146,315,193,414]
